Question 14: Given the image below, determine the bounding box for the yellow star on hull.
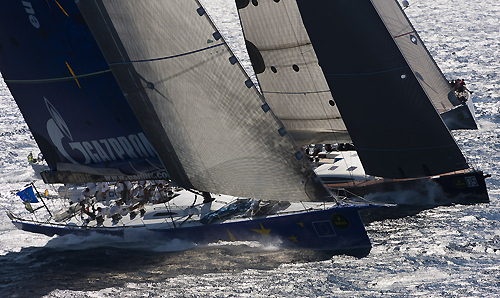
[251,223,271,236]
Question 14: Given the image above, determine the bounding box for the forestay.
[0,1,164,179]
[237,0,350,146]
[77,0,329,201]
[295,0,468,179]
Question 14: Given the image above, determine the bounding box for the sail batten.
[77,0,329,201]
[107,43,226,66]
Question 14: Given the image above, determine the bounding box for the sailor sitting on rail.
[96,206,106,225]
[96,182,110,203]
[81,188,95,205]
[109,203,120,221]
[109,200,128,221]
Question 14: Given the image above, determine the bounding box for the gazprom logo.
[45,97,158,165]
[22,1,40,29]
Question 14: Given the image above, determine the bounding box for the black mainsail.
[77,0,329,201]
[294,0,469,179]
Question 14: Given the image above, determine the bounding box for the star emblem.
[297,221,305,227]
[251,223,271,236]
[288,235,299,243]
[227,229,236,241]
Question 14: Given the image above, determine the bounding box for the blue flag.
[16,186,39,203]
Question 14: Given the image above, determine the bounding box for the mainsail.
[236,0,350,146]
[77,0,329,201]
[0,1,164,182]
[291,0,469,179]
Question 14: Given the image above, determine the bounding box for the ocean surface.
[1,0,500,297]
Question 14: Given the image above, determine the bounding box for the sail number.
[453,176,479,189]
[464,176,479,187]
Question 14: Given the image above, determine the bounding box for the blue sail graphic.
[0,1,165,182]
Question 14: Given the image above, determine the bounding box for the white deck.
[12,189,339,232]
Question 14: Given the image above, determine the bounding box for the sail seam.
[108,43,225,65]
[325,65,409,76]
[393,30,415,39]
[4,69,112,84]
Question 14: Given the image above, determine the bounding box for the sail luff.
[77,0,330,201]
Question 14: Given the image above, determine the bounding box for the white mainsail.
[237,0,350,146]
[77,0,329,201]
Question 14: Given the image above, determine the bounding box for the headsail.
[371,0,477,129]
[236,0,350,146]
[373,0,460,112]
[0,1,164,182]
[293,0,468,178]
[77,0,329,201]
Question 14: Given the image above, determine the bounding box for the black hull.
[329,170,489,206]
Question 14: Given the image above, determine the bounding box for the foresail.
[295,0,468,178]
[373,0,477,130]
[0,1,164,181]
[371,0,460,113]
[237,0,350,146]
[77,0,329,201]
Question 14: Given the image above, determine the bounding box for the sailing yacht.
[1,0,373,256]
[235,0,488,204]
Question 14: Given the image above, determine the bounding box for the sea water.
[1,0,500,297]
